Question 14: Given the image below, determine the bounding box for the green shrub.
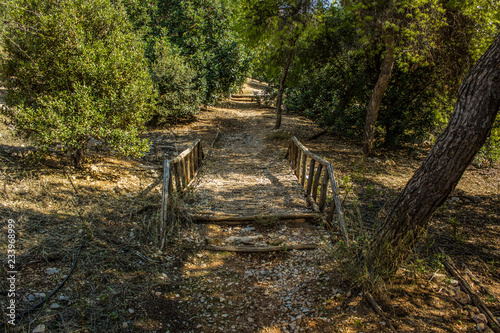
[1,0,154,167]
[150,37,201,122]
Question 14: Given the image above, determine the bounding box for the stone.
[476,323,486,332]
[248,317,254,323]
[33,293,46,299]
[50,303,61,309]
[128,308,135,314]
[472,313,488,325]
[45,268,60,274]
[432,273,447,281]
[58,295,70,302]
[27,294,36,302]
[32,324,46,333]
[225,235,262,245]
[455,291,471,305]
[122,322,129,329]
[465,305,480,314]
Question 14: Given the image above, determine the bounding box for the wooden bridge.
[158,128,348,251]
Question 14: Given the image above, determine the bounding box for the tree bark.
[274,49,294,130]
[362,34,395,156]
[368,34,500,277]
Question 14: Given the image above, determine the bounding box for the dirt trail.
[187,97,312,218]
[158,82,380,333]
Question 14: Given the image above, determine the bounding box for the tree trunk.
[362,34,395,156]
[368,34,500,277]
[274,50,294,130]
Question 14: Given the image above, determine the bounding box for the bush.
[150,37,201,122]
[1,0,154,167]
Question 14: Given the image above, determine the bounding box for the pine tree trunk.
[274,50,294,130]
[368,34,500,277]
[362,34,395,156]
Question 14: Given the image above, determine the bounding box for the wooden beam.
[318,171,329,211]
[159,160,170,250]
[206,244,319,252]
[312,163,323,201]
[300,153,307,186]
[171,138,202,164]
[291,136,329,166]
[191,213,321,223]
[327,163,349,244]
[306,159,316,195]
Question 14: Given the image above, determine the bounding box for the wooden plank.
[312,163,323,201]
[191,213,320,223]
[295,150,302,178]
[291,136,328,166]
[318,171,329,211]
[173,162,182,191]
[306,159,316,195]
[327,163,349,244]
[189,150,195,180]
[300,153,307,186]
[206,244,319,252]
[186,152,192,184]
[181,158,188,186]
[159,160,170,250]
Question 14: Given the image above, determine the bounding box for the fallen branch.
[440,251,500,333]
[139,176,162,196]
[206,244,318,252]
[365,293,398,333]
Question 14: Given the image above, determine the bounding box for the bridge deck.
[185,107,314,220]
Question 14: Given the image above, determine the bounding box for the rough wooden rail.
[160,138,204,249]
[287,136,349,244]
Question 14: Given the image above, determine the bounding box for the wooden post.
[189,150,195,180]
[160,160,170,250]
[181,158,188,186]
[300,154,307,186]
[312,163,323,201]
[327,163,349,244]
[173,163,181,191]
[295,150,302,178]
[318,171,329,211]
[306,159,316,195]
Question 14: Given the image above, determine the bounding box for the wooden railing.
[160,138,204,249]
[287,136,349,244]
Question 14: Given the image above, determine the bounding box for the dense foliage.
[280,0,499,162]
[154,0,250,106]
[150,37,201,122]
[1,0,154,167]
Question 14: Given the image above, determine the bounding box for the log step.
[191,213,321,224]
[231,94,259,98]
[206,244,319,252]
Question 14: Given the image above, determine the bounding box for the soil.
[0,79,499,332]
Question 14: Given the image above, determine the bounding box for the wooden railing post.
[158,138,204,249]
[286,136,349,244]
[160,159,170,250]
